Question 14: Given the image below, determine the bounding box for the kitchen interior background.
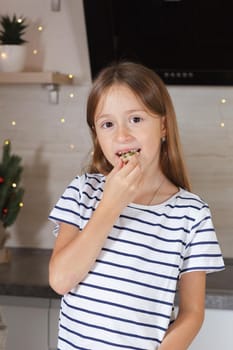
[0,0,232,257]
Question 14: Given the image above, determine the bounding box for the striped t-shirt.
[49,173,225,350]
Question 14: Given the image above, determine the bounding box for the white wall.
[169,86,233,258]
[0,0,92,248]
[0,0,232,256]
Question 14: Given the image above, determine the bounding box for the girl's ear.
[161,116,167,138]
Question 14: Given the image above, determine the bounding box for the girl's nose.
[115,125,133,142]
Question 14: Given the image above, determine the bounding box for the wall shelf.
[0,71,74,104]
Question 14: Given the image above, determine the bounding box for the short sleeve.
[180,205,225,276]
[49,175,84,235]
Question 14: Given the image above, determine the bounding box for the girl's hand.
[103,154,142,210]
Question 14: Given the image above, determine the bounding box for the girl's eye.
[130,115,143,124]
[101,121,114,129]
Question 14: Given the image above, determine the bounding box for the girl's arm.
[158,271,206,350]
[49,202,120,295]
[49,156,142,295]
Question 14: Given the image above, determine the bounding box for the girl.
[49,61,224,350]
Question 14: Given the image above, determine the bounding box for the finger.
[126,162,142,184]
[106,158,123,184]
[120,154,140,175]
[112,157,124,174]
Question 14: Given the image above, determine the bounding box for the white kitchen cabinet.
[190,309,233,350]
[0,296,49,350]
[0,296,60,350]
[48,299,60,350]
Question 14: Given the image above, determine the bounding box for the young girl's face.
[94,84,166,175]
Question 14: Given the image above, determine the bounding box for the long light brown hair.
[86,61,191,191]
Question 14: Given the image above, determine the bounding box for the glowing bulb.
[60,117,65,123]
[221,98,227,104]
[69,92,74,99]
[33,49,38,55]
[12,183,17,188]
[220,122,225,128]
[68,74,73,79]
[11,121,16,126]
[17,18,23,23]
[19,202,24,208]
[37,25,43,31]
[1,52,7,59]
[4,139,10,145]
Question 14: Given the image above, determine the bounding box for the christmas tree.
[0,140,24,247]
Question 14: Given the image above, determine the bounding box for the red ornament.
[2,208,8,215]
[0,176,4,184]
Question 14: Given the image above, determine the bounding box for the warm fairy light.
[33,49,38,55]
[12,183,17,188]
[4,139,10,145]
[220,122,225,128]
[11,121,16,126]
[60,117,65,123]
[68,74,73,79]
[17,18,23,23]
[37,25,43,31]
[1,52,7,59]
[221,98,227,104]
[19,202,24,207]
[69,92,74,98]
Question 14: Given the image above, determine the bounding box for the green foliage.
[0,141,24,228]
[0,14,28,45]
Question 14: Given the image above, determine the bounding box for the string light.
[2,12,77,154]
[19,202,24,208]
[0,52,7,59]
[0,23,77,157]
[29,26,43,59]
[12,183,17,188]
[218,97,227,128]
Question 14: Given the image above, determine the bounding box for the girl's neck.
[132,172,179,206]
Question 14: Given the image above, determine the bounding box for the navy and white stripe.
[49,173,225,350]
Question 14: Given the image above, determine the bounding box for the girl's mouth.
[116,148,141,163]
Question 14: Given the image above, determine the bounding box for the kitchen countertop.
[0,248,57,299]
[0,248,232,309]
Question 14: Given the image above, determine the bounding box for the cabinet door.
[48,299,60,350]
[190,309,233,350]
[0,296,49,350]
